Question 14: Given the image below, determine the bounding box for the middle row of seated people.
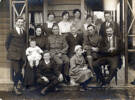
[25,21,122,92]
[24,10,123,95]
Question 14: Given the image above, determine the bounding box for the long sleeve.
[26,48,30,56]
[5,33,13,51]
[52,60,61,77]
[83,33,91,50]
[70,56,78,74]
[61,37,69,54]
[37,46,43,54]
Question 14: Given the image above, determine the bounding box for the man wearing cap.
[47,23,69,83]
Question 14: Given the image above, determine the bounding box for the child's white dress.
[26,46,43,66]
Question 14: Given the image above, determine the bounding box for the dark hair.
[86,15,92,20]
[52,23,59,29]
[104,11,111,15]
[47,12,55,18]
[87,24,96,29]
[16,16,24,22]
[62,10,70,18]
[106,26,113,30]
[43,50,50,54]
[35,24,43,36]
[35,24,42,30]
[73,9,81,19]
[73,9,81,15]
[29,36,36,42]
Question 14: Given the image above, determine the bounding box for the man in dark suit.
[93,26,123,86]
[37,52,63,95]
[5,16,26,95]
[99,11,120,38]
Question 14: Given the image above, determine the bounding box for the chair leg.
[115,73,117,85]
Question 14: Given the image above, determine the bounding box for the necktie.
[20,29,23,34]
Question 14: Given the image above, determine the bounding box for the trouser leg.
[93,58,107,84]
[106,57,118,84]
[11,60,23,87]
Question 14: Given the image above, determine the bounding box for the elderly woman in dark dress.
[70,45,93,90]
[24,25,48,89]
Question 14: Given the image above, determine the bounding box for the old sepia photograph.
[0,0,135,99]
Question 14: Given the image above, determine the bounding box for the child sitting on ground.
[26,38,43,68]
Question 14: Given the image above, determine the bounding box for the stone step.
[0,11,9,18]
[0,23,10,30]
[0,52,7,58]
[0,18,10,23]
[0,57,8,63]
[0,34,8,39]
[0,62,10,68]
[0,41,5,46]
[0,45,6,51]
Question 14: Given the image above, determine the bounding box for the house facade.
[0,0,134,90]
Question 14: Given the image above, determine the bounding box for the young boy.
[26,38,43,68]
[37,51,63,95]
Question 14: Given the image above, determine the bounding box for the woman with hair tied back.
[43,12,56,36]
[58,10,72,37]
[71,9,83,34]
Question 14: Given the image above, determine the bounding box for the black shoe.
[14,86,22,95]
[99,82,106,87]
[131,80,135,85]
[40,87,48,96]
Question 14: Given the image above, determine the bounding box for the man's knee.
[62,55,69,64]
[53,56,63,65]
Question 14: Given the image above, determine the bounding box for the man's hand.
[58,74,63,82]
[91,47,99,52]
[41,76,49,83]
[108,47,115,53]
[57,53,62,57]
[83,65,88,70]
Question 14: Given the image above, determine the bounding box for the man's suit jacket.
[99,21,121,38]
[5,29,26,60]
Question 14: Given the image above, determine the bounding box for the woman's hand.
[91,47,99,52]
[58,73,63,82]
[41,76,49,83]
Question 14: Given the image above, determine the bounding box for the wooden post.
[9,0,12,30]
[81,0,85,24]
[25,0,29,45]
[124,0,128,85]
[43,0,48,23]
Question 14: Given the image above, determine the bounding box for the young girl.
[26,38,43,68]
[70,45,93,90]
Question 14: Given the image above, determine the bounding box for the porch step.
[0,11,9,18]
[0,23,10,30]
[0,18,10,23]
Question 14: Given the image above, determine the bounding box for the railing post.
[124,0,128,85]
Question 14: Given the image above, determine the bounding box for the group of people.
[5,9,123,96]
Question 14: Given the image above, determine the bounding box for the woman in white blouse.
[43,12,56,36]
[58,10,72,37]
[83,15,95,34]
[71,9,83,33]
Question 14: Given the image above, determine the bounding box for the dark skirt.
[24,62,37,87]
